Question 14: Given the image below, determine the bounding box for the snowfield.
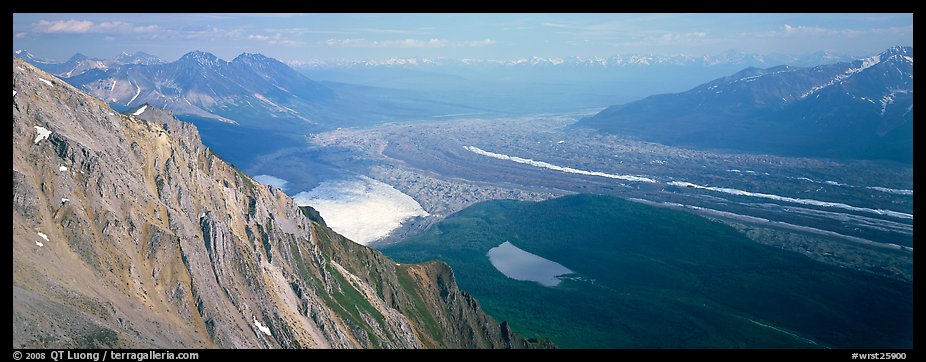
[293,176,429,245]
[132,105,147,116]
[252,316,272,336]
[33,126,52,144]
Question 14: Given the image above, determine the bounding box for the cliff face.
[12,58,549,349]
[308,222,545,348]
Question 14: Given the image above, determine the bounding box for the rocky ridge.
[12,58,549,349]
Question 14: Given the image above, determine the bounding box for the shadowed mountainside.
[578,47,913,163]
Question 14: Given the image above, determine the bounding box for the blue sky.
[13,13,913,63]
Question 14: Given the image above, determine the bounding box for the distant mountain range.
[15,49,493,169]
[14,50,163,77]
[69,51,336,126]
[292,50,855,69]
[15,49,864,130]
[293,50,864,117]
[14,50,483,133]
[16,47,911,165]
[577,46,913,163]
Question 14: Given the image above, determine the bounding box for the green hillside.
[384,194,912,348]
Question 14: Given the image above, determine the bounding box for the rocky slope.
[12,58,549,349]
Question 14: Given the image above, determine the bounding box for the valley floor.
[247,113,912,283]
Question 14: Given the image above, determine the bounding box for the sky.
[12,13,913,63]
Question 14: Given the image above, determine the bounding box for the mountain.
[115,51,164,65]
[16,50,488,169]
[385,194,912,348]
[60,50,337,128]
[12,58,550,349]
[576,46,913,163]
[17,51,483,132]
[11,51,162,79]
[13,50,53,65]
[52,53,117,78]
[17,53,100,77]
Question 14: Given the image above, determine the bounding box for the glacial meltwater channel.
[486,241,573,287]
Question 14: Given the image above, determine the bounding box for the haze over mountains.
[17,50,483,133]
[297,50,861,115]
[578,46,913,163]
[17,48,864,132]
[301,48,888,73]
[16,49,499,168]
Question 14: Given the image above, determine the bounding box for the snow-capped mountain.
[115,51,163,65]
[16,50,483,133]
[12,50,164,78]
[578,46,913,163]
[13,50,51,64]
[63,50,336,127]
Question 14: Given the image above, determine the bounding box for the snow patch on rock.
[33,126,52,144]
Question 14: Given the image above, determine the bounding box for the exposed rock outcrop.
[12,58,551,349]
